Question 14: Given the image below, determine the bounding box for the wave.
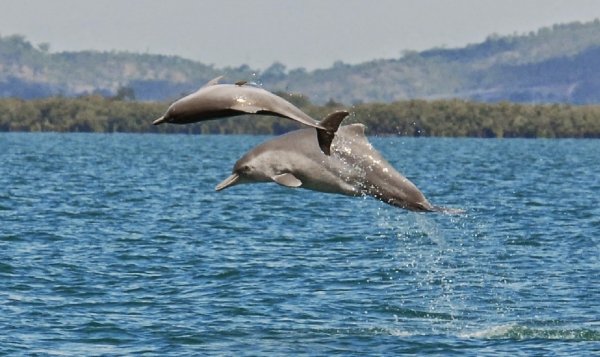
[460,323,600,341]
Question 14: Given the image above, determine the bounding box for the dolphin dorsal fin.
[272,173,302,188]
[344,123,368,138]
[201,75,224,89]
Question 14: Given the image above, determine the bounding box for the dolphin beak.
[153,116,167,125]
[215,173,240,191]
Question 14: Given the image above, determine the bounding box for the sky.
[2,0,600,70]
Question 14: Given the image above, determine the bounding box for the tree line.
[1,94,600,138]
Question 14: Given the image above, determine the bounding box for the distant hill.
[2,20,600,104]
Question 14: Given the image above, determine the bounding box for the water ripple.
[1,133,598,355]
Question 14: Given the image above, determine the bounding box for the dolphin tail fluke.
[316,110,349,155]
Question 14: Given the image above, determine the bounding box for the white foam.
[458,323,517,339]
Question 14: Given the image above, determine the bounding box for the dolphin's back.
[189,85,319,129]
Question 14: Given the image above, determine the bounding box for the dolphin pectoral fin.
[272,173,302,188]
[316,110,349,155]
[215,173,240,191]
[201,75,224,89]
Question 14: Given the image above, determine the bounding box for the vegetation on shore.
[1,95,599,138]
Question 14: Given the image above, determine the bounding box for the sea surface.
[1,132,599,356]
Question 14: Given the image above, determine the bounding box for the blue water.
[1,132,599,355]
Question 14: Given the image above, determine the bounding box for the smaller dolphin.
[153,76,345,155]
[216,123,462,213]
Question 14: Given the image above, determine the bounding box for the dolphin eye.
[236,165,250,174]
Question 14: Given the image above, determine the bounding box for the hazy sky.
[2,0,600,70]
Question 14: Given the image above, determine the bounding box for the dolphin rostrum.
[215,123,462,213]
[153,76,345,155]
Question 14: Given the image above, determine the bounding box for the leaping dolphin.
[215,122,462,213]
[153,76,345,155]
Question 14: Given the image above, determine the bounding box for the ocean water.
[1,132,599,356]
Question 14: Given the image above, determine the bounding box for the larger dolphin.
[153,76,344,155]
[215,123,462,213]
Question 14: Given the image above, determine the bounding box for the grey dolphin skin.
[216,122,462,213]
[153,76,345,155]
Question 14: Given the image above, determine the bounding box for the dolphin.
[215,123,462,213]
[153,76,345,155]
